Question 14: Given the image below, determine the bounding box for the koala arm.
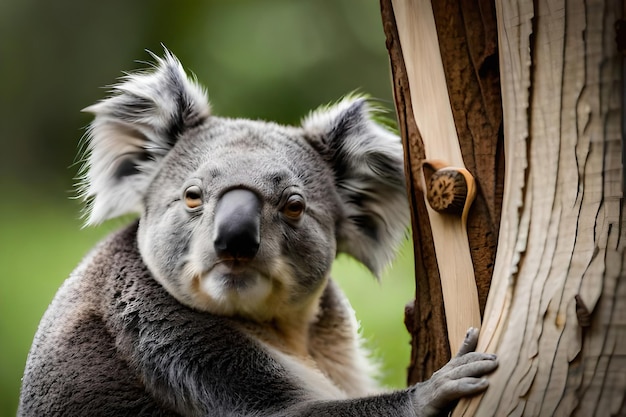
[241,334,494,417]
[110,282,494,416]
[120,320,492,417]
[287,329,496,417]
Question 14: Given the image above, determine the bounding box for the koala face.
[137,119,343,319]
[80,51,408,322]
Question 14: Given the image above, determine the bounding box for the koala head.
[80,51,409,322]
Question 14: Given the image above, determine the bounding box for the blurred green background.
[0,0,415,414]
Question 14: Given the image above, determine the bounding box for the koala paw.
[410,327,498,417]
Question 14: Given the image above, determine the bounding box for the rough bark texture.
[455,0,626,415]
[380,0,503,384]
[430,0,504,314]
[380,0,450,384]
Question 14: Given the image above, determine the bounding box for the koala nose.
[213,188,261,260]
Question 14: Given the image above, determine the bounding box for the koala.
[18,51,497,417]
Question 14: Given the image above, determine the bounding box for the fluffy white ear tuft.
[302,96,410,276]
[78,50,210,225]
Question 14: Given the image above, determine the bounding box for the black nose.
[213,189,261,260]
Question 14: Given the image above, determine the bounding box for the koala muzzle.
[213,188,261,260]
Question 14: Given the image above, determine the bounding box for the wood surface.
[388,0,482,354]
[455,0,625,415]
[380,0,503,383]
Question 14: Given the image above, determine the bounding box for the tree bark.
[382,0,625,415]
[381,0,503,384]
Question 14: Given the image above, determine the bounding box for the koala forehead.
[154,117,335,204]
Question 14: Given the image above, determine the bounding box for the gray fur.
[19,52,497,417]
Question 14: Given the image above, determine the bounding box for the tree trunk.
[381,0,625,415]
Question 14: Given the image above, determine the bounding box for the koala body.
[19,52,497,417]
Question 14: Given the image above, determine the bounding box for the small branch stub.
[427,169,468,214]
[422,160,476,223]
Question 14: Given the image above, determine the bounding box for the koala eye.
[282,194,305,220]
[184,185,203,209]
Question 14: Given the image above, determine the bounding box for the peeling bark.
[457,1,626,415]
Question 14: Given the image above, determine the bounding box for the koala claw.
[457,327,480,356]
[410,327,498,417]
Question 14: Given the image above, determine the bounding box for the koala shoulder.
[19,224,184,415]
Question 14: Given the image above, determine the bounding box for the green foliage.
[0,0,394,186]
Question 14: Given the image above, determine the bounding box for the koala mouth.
[211,261,261,290]
[218,265,260,290]
[195,260,275,317]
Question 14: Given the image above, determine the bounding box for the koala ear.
[302,96,410,276]
[78,50,210,225]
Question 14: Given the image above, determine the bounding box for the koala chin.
[18,50,497,417]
